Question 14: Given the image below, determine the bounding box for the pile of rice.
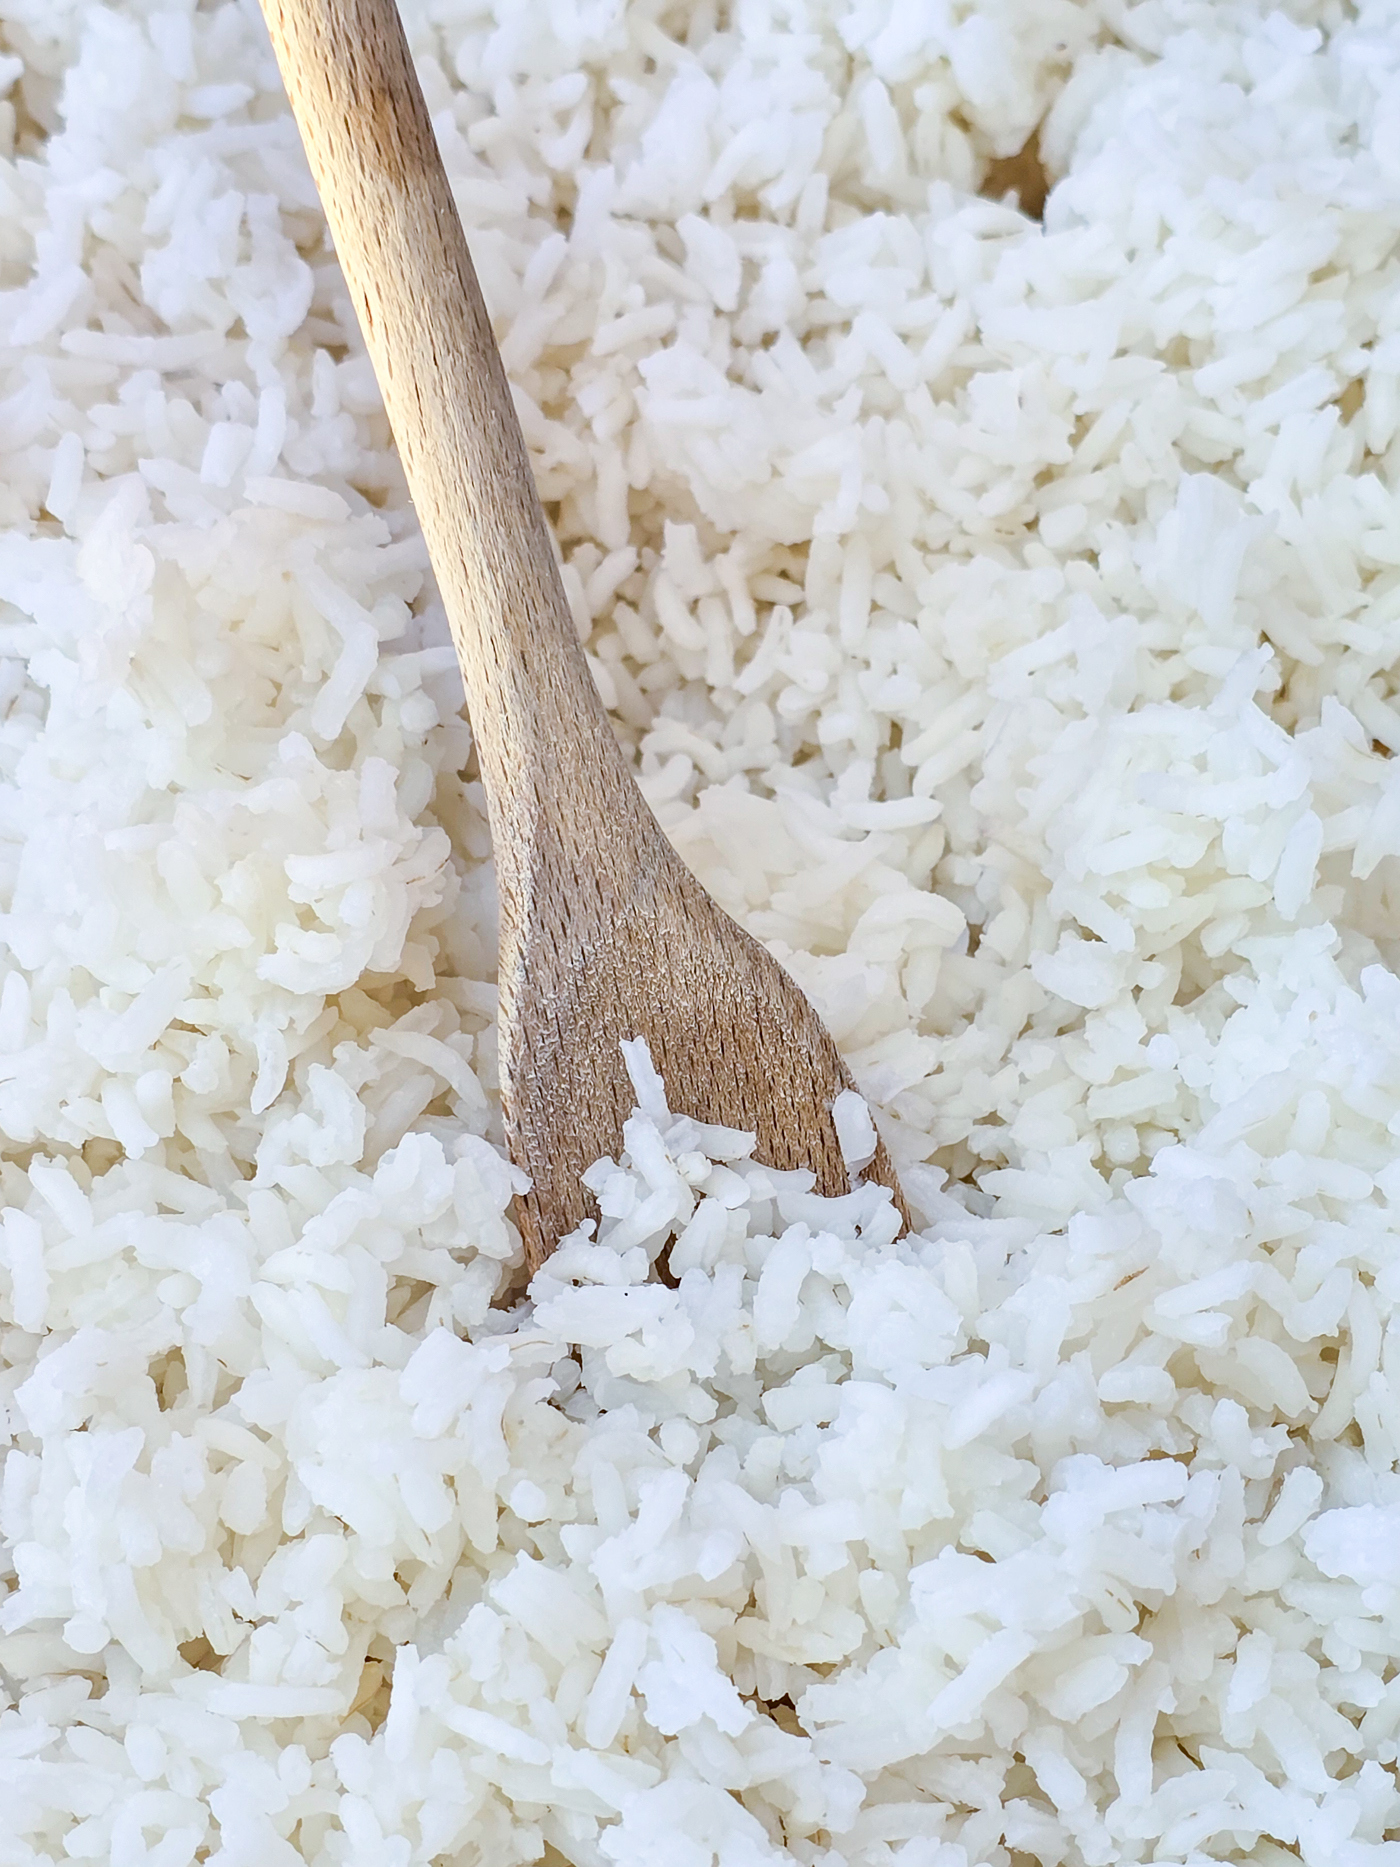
[6,0,1400,1860]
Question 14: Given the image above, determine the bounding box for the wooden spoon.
[258,0,910,1266]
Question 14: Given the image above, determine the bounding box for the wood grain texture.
[258,0,910,1265]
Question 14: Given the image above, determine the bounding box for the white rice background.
[6,0,1400,1861]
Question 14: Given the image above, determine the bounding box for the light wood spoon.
[258,0,909,1266]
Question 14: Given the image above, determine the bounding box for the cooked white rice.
[3,0,1400,1861]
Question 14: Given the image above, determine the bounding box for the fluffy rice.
[4,0,1400,1862]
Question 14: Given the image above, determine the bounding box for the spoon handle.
[258,0,639,893]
